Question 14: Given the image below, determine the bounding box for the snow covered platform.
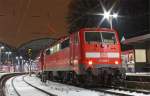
[5,75,111,96]
[126,73,150,77]
[5,74,150,96]
[126,73,150,83]
[0,72,23,79]
[0,72,8,78]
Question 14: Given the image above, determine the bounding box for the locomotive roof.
[44,35,69,50]
[122,33,150,45]
[79,27,116,32]
[44,27,117,51]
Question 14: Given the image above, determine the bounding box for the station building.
[122,33,150,72]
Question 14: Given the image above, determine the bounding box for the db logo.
[99,59,108,62]
[101,53,107,57]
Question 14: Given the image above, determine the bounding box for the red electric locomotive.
[37,28,125,85]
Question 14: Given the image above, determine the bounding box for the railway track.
[91,88,133,96]
[11,75,57,96]
[0,73,24,96]
[9,75,150,96]
[93,87,150,96]
[25,75,135,96]
[45,80,148,96]
[11,77,21,96]
[108,86,150,95]
[126,74,150,89]
[84,83,150,96]
[50,79,150,96]
[126,80,150,89]
[22,76,57,96]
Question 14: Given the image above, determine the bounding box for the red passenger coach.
[39,28,125,85]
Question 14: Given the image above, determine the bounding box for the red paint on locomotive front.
[79,28,121,70]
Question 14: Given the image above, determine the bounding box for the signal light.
[88,60,93,65]
[28,48,32,57]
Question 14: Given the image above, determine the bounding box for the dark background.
[117,0,149,39]
[67,0,150,39]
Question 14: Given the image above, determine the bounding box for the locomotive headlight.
[115,61,119,65]
[88,60,93,65]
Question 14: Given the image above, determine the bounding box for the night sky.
[116,0,149,39]
[67,0,149,39]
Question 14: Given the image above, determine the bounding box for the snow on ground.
[24,74,113,96]
[5,76,49,96]
[5,77,18,96]
[107,89,150,96]
[126,72,150,76]
[5,74,150,96]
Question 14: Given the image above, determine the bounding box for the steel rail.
[12,77,21,96]
[92,88,133,96]
[22,76,57,96]
[109,86,150,95]
[0,73,24,96]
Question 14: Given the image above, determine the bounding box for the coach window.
[53,45,57,53]
[61,38,70,49]
[46,49,51,55]
[56,44,60,52]
[50,48,53,54]
[51,44,60,53]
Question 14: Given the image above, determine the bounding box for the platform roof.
[122,33,150,45]
[0,0,70,48]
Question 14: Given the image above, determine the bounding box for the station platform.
[126,73,150,77]
[126,73,150,82]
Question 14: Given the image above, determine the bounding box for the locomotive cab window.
[102,32,116,44]
[85,32,102,43]
[61,38,70,49]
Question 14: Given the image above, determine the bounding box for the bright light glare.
[112,13,118,18]
[103,11,110,19]
[115,61,119,65]
[6,51,12,54]
[0,46,4,49]
[20,56,23,59]
[50,48,53,51]
[16,56,18,59]
[88,60,93,65]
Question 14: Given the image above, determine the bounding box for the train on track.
[36,28,126,85]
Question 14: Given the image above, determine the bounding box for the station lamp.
[20,56,23,59]
[95,2,119,29]
[16,56,18,60]
[101,11,118,29]
[0,46,4,49]
[0,46,4,65]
